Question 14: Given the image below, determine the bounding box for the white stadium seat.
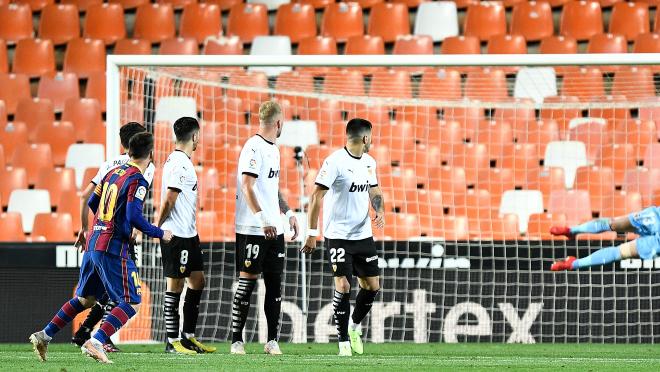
[514,67,558,105]
[154,97,197,126]
[277,120,319,150]
[248,0,289,11]
[414,2,459,42]
[8,189,51,233]
[249,36,292,77]
[499,190,544,234]
[65,143,105,189]
[544,141,589,188]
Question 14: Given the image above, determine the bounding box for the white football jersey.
[92,153,155,187]
[235,135,284,236]
[315,147,378,240]
[160,150,198,238]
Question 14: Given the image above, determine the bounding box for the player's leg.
[181,236,215,353]
[72,301,104,347]
[100,301,121,352]
[551,240,639,271]
[551,211,642,238]
[230,234,263,354]
[349,238,381,355]
[262,234,285,355]
[327,238,353,356]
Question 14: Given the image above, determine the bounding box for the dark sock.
[182,289,203,337]
[44,297,86,338]
[352,288,379,325]
[80,303,104,332]
[92,302,136,344]
[164,292,181,341]
[102,301,116,324]
[263,273,282,342]
[231,278,256,343]
[333,290,351,342]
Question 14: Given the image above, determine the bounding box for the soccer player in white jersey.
[302,118,385,357]
[231,101,299,355]
[71,122,155,352]
[156,117,215,355]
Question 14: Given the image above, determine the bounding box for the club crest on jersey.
[332,264,337,272]
[268,168,280,178]
[244,260,252,268]
[179,265,186,273]
[135,186,147,200]
[349,182,369,192]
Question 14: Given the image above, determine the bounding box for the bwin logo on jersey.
[268,168,280,178]
[349,182,369,192]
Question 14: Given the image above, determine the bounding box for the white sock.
[183,332,195,339]
[168,337,181,343]
[41,331,52,342]
[349,322,360,331]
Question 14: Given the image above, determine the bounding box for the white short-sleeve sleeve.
[166,163,187,192]
[143,162,155,187]
[315,157,338,189]
[368,158,378,187]
[90,161,108,185]
[238,143,262,177]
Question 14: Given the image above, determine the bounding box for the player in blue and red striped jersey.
[29,132,172,364]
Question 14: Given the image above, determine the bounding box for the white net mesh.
[116,62,660,343]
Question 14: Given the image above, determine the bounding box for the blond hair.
[258,101,282,125]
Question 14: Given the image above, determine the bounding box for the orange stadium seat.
[37,72,80,113]
[62,98,103,140]
[35,167,77,207]
[487,34,527,54]
[321,2,364,42]
[609,2,649,40]
[0,145,4,171]
[297,36,337,75]
[38,4,80,45]
[368,2,410,43]
[598,143,636,186]
[393,34,433,55]
[0,4,33,44]
[451,143,490,186]
[56,189,83,230]
[298,0,332,8]
[159,38,199,54]
[197,210,219,242]
[81,167,99,188]
[180,3,222,44]
[0,73,30,115]
[61,0,102,11]
[391,0,425,7]
[14,0,53,11]
[548,189,592,226]
[538,97,580,135]
[85,72,106,111]
[34,121,76,166]
[464,2,506,41]
[134,3,176,43]
[560,68,605,101]
[114,39,152,55]
[202,36,243,55]
[0,122,28,164]
[275,3,316,44]
[369,70,412,98]
[539,35,578,54]
[589,95,629,121]
[623,168,660,205]
[453,0,477,9]
[493,98,535,130]
[464,68,508,102]
[0,169,27,208]
[32,213,75,242]
[476,167,515,200]
[516,119,560,158]
[500,143,539,169]
[510,1,553,41]
[384,213,422,240]
[560,0,603,41]
[480,213,520,240]
[344,35,386,55]
[587,33,627,53]
[109,0,148,8]
[612,67,656,100]
[16,98,55,141]
[614,119,657,160]
[602,191,643,218]
[12,143,53,186]
[12,39,56,78]
[157,0,196,10]
[64,38,106,78]
[350,0,383,9]
[575,166,615,214]
[418,69,462,100]
[440,35,480,54]
[643,143,660,168]
[0,40,6,74]
[84,3,126,45]
[0,212,26,242]
[634,33,660,53]
[566,119,612,163]
[226,3,269,44]
[526,213,567,240]
[474,120,514,160]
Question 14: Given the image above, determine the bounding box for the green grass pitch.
[3,342,660,371]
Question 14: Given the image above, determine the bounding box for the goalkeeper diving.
[550,207,660,271]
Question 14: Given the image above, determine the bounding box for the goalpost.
[107,54,660,344]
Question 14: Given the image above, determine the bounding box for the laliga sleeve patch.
[135,185,147,201]
[249,158,257,169]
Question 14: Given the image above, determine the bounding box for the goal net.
[109,54,660,344]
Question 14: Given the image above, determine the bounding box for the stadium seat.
[565,117,611,163]
[158,0,196,9]
[296,36,338,75]
[500,143,539,169]
[587,33,627,53]
[589,95,630,121]
[474,120,514,160]
[0,168,27,209]
[0,145,4,171]
[85,72,106,111]
[37,72,80,113]
[344,35,385,55]
[575,166,615,214]
[274,3,316,44]
[12,39,56,78]
[598,143,636,186]
[226,3,269,44]
[526,213,567,240]
[61,0,102,11]
[539,35,578,54]
[413,2,458,42]
[547,189,592,225]
[202,36,243,55]
[603,191,643,218]
[510,1,553,42]
[369,70,412,98]
[180,3,222,44]
[15,98,55,141]
[32,213,74,241]
[248,36,292,77]
[113,39,152,55]
[464,68,508,101]
[476,167,515,200]
[544,141,590,189]
[612,67,656,100]
[64,38,106,78]
[159,38,200,55]
[499,190,544,233]
[84,3,126,45]
[62,98,102,140]
[0,212,26,242]
[634,33,660,53]
[134,3,176,43]
[321,2,364,42]
[12,143,53,186]
[36,167,76,208]
[0,3,33,44]
[440,35,480,54]
[384,213,422,240]
[560,0,603,41]
[418,69,462,101]
[0,40,6,74]
[642,143,660,168]
[197,210,219,242]
[560,68,605,101]
[538,96,580,135]
[65,143,105,188]
[38,4,80,45]
[464,2,506,41]
[609,2,649,41]
[451,143,490,185]
[8,189,51,233]
[0,73,30,115]
[35,121,76,166]
[0,122,27,164]
[14,0,54,10]
[513,68,557,105]
[368,3,410,43]
[393,35,433,55]
[614,119,657,159]
[624,167,660,206]
[487,34,527,54]
[108,0,147,8]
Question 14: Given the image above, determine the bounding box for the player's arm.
[279,191,299,240]
[87,183,102,215]
[127,179,170,241]
[157,189,179,227]
[369,186,385,229]
[301,184,328,254]
[74,182,98,249]
[241,174,277,239]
